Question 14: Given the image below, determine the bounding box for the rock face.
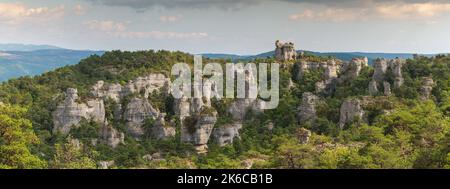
[122,74,171,98]
[174,84,219,153]
[373,58,388,83]
[389,58,405,88]
[212,123,243,146]
[53,88,105,135]
[99,122,124,148]
[339,98,365,129]
[90,73,171,101]
[420,77,434,100]
[338,57,368,83]
[227,98,263,121]
[275,40,297,61]
[298,92,318,124]
[181,111,218,153]
[369,58,405,96]
[151,115,176,140]
[124,97,161,139]
[368,80,379,96]
[383,81,391,96]
[296,60,339,80]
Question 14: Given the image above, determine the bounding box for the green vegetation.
[0,50,449,169]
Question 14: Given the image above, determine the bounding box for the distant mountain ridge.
[0,43,63,51]
[202,50,438,64]
[0,45,103,81]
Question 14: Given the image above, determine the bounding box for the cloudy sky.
[1,0,450,54]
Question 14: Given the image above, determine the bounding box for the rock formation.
[53,88,105,135]
[181,111,218,153]
[298,92,318,124]
[338,57,368,83]
[124,97,162,139]
[420,77,434,100]
[296,128,311,144]
[90,73,171,101]
[369,58,405,96]
[151,115,176,140]
[212,123,242,146]
[339,98,365,129]
[122,74,171,98]
[99,121,124,148]
[275,40,297,61]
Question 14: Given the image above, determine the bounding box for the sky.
[1,0,450,55]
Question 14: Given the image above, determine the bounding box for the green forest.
[0,50,449,169]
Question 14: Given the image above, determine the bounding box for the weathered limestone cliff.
[53,88,105,135]
[99,121,124,148]
[53,73,174,143]
[124,97,162,139]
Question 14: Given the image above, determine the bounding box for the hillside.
[0,49,449,169]
[0,49,104,81]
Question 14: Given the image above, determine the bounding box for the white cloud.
[84,20,127,32]
[83,19,208,39]
[289,2,450,22]
[159,15,182,22]
[375,3,450,19]
[0,3,65,25]
[289,8,367,22]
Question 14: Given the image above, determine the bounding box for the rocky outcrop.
[420,77,434,100]
[122,74,170,98]
[90,73,171,101]
[368,80,379,96]
[373,58,388,83]
[369,58,405,96]
[98,161,114,169]
[181,111,218,153]
[338,57,368,83]
[296,60,339,80]
[53,88,105,135]
[99,121,124,148]
[389,58,405,88]
[383,81,391,96]
[124,97,161,139]
[339,98,365,129]
[275,40,297,61]
[227,98,263,121]
[212,123,242,146]
[296,128,311,144]
[298,92,318,124]
[151,115,176,140]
